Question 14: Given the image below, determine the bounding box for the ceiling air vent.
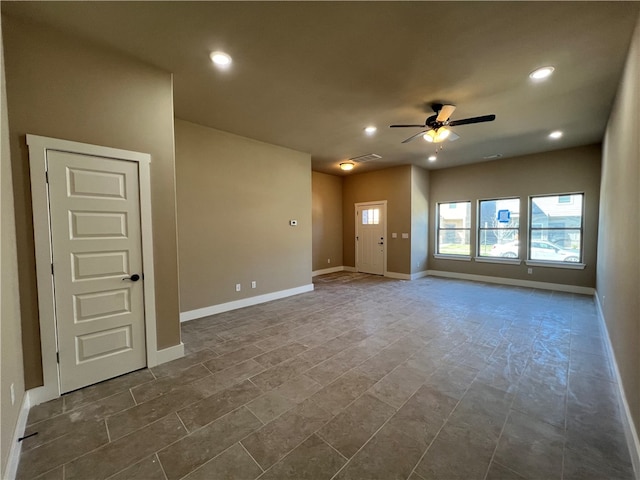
[482,154,503,160]
[350,153,382,164]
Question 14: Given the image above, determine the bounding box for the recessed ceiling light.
[529,66,554,80]
[364,126,377,135]
[549,130,563,139]
[340,162,355,171]
[428,155,437,162]
[210,51,232,68]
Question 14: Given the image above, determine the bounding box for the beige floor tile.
[318,392,395,458]
[241,399,332,470]
[181,443,263,480]
[259,434,346,479]
[158,408,262,480]
[65,414,186,480]
[177,379,262,431]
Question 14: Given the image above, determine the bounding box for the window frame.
[476,197,521,264]
[527,192,586,269]
[435,200,472,259]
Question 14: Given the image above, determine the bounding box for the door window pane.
[362,208,380,225]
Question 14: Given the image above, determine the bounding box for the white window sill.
[525,260,586,270]
[433,254,472,262]
[474,257,522,265]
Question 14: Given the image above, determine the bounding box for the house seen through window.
[437,201,471,256]
[529,193,583,263]
[479,198,520,258]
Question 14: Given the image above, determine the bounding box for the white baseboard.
[426,270,595,295]
[313,267,428,281]
[385,271,411,280]
[411,270,429,280]
[180,284,315,323]
[312,266,345,277]
[594,292,640,479]
[5,392,30,480]
[155,342,185,366]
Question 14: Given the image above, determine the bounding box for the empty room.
[1,2,639,479]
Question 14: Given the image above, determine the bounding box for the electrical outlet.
[10,383,15,406]
[327,258,331,264]
[527,268,533,274]
[251,281,257,289]
[235,283,241,292]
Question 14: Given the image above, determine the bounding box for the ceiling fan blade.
[437,104,456,122]
[401,130,428,143]
[390,124,426,128]
[448,114,496,126]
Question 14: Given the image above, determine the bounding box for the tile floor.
[17,272,634,480]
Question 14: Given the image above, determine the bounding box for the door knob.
[122,274,141,282]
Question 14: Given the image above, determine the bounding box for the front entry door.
[47,150,146,393]
[355,202,385,275]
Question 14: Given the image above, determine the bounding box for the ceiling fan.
[390,104,496,144]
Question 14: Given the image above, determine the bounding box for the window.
[437,201,471,256]
[478,198,520,258]
[361,208,380,225]
[529,193,583,263]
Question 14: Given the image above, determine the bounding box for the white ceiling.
[3,1,639,174]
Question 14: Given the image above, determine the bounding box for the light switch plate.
[392,233,397,238]
[402,233,409,239]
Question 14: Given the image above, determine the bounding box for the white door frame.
[27,134,159,403]
[354,200,387,276]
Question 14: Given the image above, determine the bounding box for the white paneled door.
[47,151,146,393]
[355,202,386,275]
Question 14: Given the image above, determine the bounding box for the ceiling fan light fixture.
[423,127,450,143]
[340,162,355,171]
[210,51,232,68]
[529,66,554,80]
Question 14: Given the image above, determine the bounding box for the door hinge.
[56,352,59,363]
[51,263,54,275]
[45,171,49,183]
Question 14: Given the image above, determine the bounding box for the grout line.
[317,432,350,462]
[104,418,111,443]
[481,384,518,480]
[154,453,169,480]
[175,411,189,433]
[239,441,265,473]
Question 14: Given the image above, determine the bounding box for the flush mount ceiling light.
[423,127,451,143]
[549,130,563,139]
[210,51,232,68]
[340,162,355,171]
[529,66,554,80]
[428,155,437,162]
[364,126,377,135]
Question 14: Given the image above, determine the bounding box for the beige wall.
[175,119,312,313]
[342,165,412,275]
[411,166,429,275]
[429,145,601,287]
[1,19,25,476]
[312,172,343,272]
[598,15,640,434]
[2,15,181,388]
